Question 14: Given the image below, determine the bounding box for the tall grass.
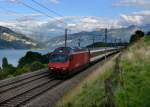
[115,37,150,107]
[56,55,118,107]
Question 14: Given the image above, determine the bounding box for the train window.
[49,54,69,62]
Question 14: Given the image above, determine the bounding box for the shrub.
[14,64,31,76]
[147,31,150,36]
[5,64,16,75]
[30,61,45,71]
[144,36,150,43]
[130,30,144,43]
[0,70,9,80]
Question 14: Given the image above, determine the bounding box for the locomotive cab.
[48,54,70,73]
[48,47,90,76]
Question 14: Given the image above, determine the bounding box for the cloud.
[0,20,45,35]
[113,0,150,9]
[9,0,17,2]
[49,0,60,4]
[0,13,149,39]
[119,10,150,26]
[6,0,18,4]
[59,16,121,32]
[0,16,121,37]
[0,10,44,20]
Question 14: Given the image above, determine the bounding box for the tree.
[2,57,9,69]
[0,66,2,71]
[30,61,45,71]
[147,32,150,36]
[18,51,43,67]
[130,30,145,43]
[4,64,16,75]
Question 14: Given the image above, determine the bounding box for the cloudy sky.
[0,0,149,36]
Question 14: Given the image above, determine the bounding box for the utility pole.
[105,28,107,61]
[65,28,68,47]
[78,37,81,47]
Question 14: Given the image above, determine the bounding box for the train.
[48,47,90,75]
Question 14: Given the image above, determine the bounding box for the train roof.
[53,47,88,54]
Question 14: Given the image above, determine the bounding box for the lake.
[0,50,51,67]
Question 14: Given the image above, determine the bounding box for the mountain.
[1,24,149,49]
[0,26,41,49]
[45,25,145,50]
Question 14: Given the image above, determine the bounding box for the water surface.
[0,50,51,67]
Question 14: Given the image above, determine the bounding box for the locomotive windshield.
[49,54,69,62]
[53,47,72,53]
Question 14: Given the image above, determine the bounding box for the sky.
[0,0,149,35]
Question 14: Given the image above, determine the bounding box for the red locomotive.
[48,47,90,75]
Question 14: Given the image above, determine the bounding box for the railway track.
[0,50,119,107]
[0,79,63,107]
[0,72,50,94]
[0,74,63,107]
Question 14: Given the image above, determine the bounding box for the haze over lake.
[0,50,51,67]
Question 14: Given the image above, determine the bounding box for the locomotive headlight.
[50,67,54,70]
[62,67,66,70]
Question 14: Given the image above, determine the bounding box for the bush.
[130,30,144,43]
[30,61,45,71]
[14,64,31,76]
[0,71,9,80]
[144,36,150,43]
[147,32,150,36]
[4,64,16,75]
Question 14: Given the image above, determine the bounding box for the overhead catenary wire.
[31,0,63,17]
[17,0,71,47]
[16,0,66,26]
[1,0,73,47]
[30,0,69,28]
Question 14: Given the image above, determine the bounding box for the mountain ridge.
[0,26,41,49]
[0,24,149,49]
[45,25,149,49]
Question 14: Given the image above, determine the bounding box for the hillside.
[45,25,148,49]
[0,26,39,49]
[115,35,150,107]
[1,25,149,49]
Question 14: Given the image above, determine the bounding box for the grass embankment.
[115,36,150,107]
[56,55,118,107]
[56,35,150,107]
